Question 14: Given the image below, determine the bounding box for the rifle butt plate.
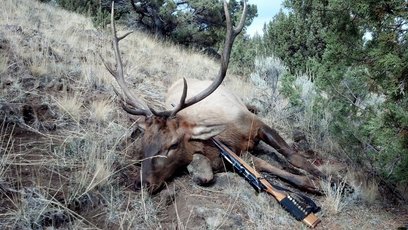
[302,213,321,228]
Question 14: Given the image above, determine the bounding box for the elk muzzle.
[134,168,164,194]
[134,156,171,194]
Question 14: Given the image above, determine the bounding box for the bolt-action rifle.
[212,137,321,228]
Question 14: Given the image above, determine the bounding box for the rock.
[187,154,214,185]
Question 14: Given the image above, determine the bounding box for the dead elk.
[103,1,329,194]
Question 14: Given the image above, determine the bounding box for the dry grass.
[81,63,113,90]
[89,99,113,123]
[0,121,14,177]
[55,94,83,122]
[0,0,406,229]
[69,139,114,200]
[360,180,379,203]
[0,53,9,74]
[320,177,352,214]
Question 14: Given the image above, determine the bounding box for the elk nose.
[134,180,142,191]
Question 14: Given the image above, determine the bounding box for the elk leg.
[258,125,325,179]
[250,154,321,194]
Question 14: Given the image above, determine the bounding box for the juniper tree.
[263,0,408,183]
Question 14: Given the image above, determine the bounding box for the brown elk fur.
[133,79,324,193]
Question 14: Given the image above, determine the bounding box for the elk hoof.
[187,154,214,185]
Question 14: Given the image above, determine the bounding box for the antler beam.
[102,1,153,117]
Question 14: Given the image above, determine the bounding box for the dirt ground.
[0,0,407,229]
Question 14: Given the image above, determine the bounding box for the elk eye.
[169,142,179,150]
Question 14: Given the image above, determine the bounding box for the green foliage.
[262,0,408,183]
[170,0,257,49]
[229,34,261,75]
[54,0,257,51]
[280,73,302,106]
[93,6,110,27]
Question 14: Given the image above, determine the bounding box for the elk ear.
[137,122,146,131]
[136,117,152,131]
[190,124,225,140]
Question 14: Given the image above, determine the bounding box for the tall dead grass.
[0,0,237,228]
[0,121,14,177]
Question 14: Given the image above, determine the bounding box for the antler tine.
[104,1,153,117]
[169,78,188,117]
[232,0,247,36]
[168,0,247,118]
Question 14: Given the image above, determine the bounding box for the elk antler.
[167,0,248,118]
[102,2,153,117]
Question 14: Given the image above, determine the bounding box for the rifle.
[212,137,321,228]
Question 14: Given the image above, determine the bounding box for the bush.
[260,0,408,185]
[247,56,288,114]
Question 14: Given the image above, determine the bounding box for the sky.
[246,0,284,37]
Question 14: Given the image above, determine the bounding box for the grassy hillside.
[0,0,406,229]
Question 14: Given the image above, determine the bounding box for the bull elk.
[103,1,328,194]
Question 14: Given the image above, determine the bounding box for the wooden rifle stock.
[212,138,321,228]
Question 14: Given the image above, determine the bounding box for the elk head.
[102,1,247,193]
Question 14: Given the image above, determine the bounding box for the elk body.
[104,1,326,194]
[161,79,325,193]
